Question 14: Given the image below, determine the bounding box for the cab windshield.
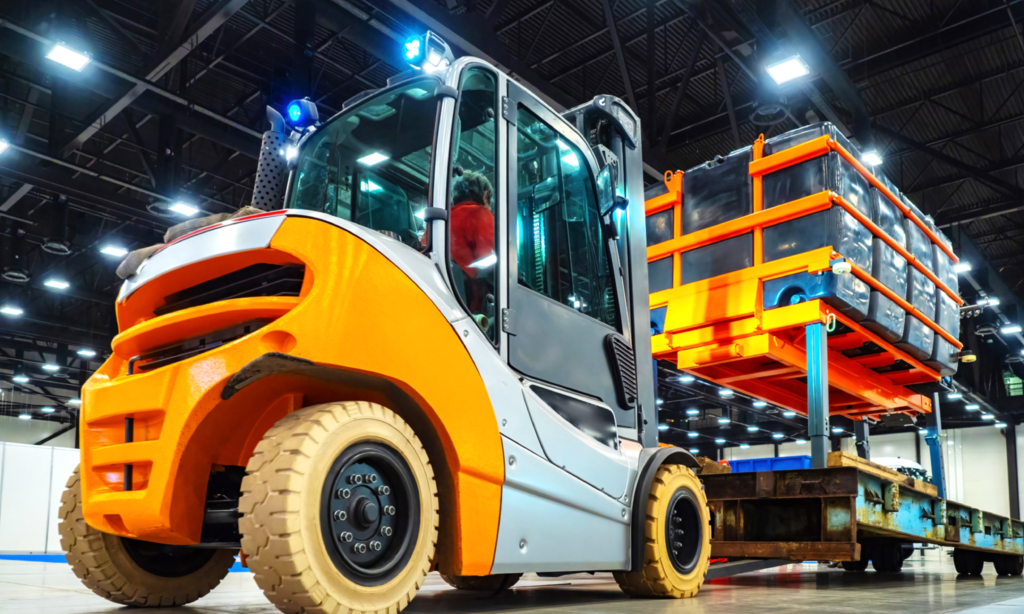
[287,79,439,247]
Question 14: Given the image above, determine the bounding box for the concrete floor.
[2,554,1024,614]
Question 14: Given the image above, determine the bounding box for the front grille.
[129,320,271,374]
[155,264,304,317]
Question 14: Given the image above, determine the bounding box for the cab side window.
[448,68,500,343]
[514,107,619,330]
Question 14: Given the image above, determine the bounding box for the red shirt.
[450,201,495,279]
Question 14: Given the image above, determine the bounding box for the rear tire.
[841,559,868,572]
[440,573,522,592]
[613,465,710,598]
[871,543,904,573]
[953,548,985,576]
[994,555,1023,576]
[58,466,235,607]
[239,401,438,614]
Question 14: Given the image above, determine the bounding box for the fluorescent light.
[740,443,750,449]
[772,433,785,439]
[656,398,664,405]
[46,42,92,71]
[357,152,389,166]
[977,298,989,306]
[1001,324,1022,335]
[42,364,60,372]
[101,246,128,257]
[989,297,1001,306]
[947,392,963,400]
[469,253,497,268]
[717,417,730,425]
[658,424,669,431]
[752,401,767,408]
[861,150,883,166]
[18,414,30,420]
[718,388,734,397]
[689,448,699,454]
[982,413,995,420]
[678,375,695,383]
[965,403,980,411]
[44,279,70,290]
[561,153,579,167]
[766,55,810,84]
[831,427,844,433]
[954,262,972,273]
[686,408,700,416]
[12,375,29,383]
[996,422,1008,428]
[0,138,8,155]
[782,411,797,418]
[715,438,726,444]
[0,306,23,316]
[687,432,698,438]
[77,349,96,358]
[68,398,81,405]
[747,426,759,433]
[41,407,54,413]
[360,180,382,192]
[795,439,807,445]
[169,202,198,216]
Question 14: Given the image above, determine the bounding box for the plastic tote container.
[682,146,753,234]
[763,269,870,321]
[862,188,908,343]
[764,122,861,160]
[762,124,870,213]
[730,455,813,473]
[762,203,873,271]
[895,218,937,361]
[925,292,960,376]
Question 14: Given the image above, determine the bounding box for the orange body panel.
[80,217,503,576]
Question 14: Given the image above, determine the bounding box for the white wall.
[0,442,80,553]
[0,415,77,448]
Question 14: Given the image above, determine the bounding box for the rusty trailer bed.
[702,467,1024,562]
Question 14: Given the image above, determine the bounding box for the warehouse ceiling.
[0,0,1023,444]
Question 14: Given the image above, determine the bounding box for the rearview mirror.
[597,165,615,217]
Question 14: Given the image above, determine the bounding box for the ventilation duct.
[42,195,72,255]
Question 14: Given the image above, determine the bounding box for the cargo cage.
[647,123,963,420]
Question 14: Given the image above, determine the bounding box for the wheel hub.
[665,488,702,575]
[321,442,419,586]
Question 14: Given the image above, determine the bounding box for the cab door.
[505,83,634,420]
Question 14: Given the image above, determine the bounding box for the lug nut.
[333,510,347,521]
[368,474,378,484]
[674,542,683,549]
[370,541,382,551]
[354,543,367,554]
[340,532,353,542]
[378,485,390,495]
[340,488,351,499]
[352,474,363,485]
[384,505,396,516]
[381,526,393,536]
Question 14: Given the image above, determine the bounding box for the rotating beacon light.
[285,97,319,129]
[405,31,454,73]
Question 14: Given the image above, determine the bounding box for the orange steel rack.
[648,134,963,422]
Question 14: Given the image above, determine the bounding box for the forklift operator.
[449,169,495,310]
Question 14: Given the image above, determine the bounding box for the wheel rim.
[320,442,420,586]
[665,487,703,575]
[121,538,216,578]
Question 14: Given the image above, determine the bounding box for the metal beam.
[659,28,705,148]
[1008,419,1021,519]
[35,423,77,445]
[601,0,637,111]
[56,0,251,159]
[718,58,740,148]
[807,321,829,468]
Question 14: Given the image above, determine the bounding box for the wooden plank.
[710,541,859,561]
[827,451,938,497]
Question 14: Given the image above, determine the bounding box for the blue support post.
[806,322,829,468]
[925,392,947,500]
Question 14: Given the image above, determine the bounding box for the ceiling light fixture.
[687,432,698,438]
[1001,324,1023,335]
[101,246,128,258]
[46,42,92,71]
[782,411,797,418]
[766,55,810,84]
[861,150,883,166]
[953,262,972,273]
[0,306,23,316]
[752,401,768,408]
[718,388,734,397]
[717,417,730,425]
[715,438,726,444]
[169,202,199,217]
[77,349,96,358]
[678,375,696,383]
[44,279,70,290]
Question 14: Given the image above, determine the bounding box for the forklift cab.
[286,48,655,446]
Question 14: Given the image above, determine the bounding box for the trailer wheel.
[439,573,522,592]
[59,466,235,607]
[953,548,985,576]
[239,402,438,614]
[841,559,868,572]
[994,555,1023,576]
[613,465,710,599]
[871,543,904,573]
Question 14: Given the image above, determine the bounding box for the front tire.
[613,465,711,598]
[58,466,235,607]
[239,401,438,614]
